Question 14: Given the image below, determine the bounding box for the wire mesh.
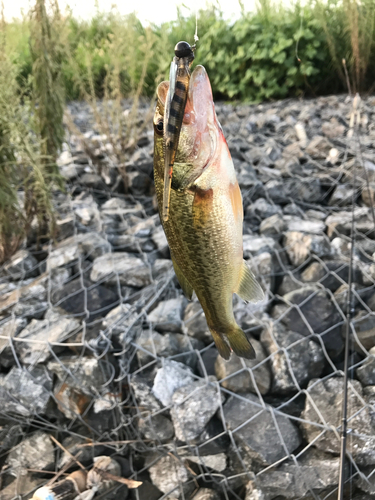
[0,93,375,500]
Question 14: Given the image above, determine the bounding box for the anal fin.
[171,257,194,300]
[235,260,265,303]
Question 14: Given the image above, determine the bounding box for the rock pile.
[0,94,375,499]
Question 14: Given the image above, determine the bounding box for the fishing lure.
[162,41,195,222]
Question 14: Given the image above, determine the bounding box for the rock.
[3,250,39,280]
[130,375,161,412]
[16,311,80,364]
[60,162,85,180]
[79,172,106,189]
[362,182,375,207]
[187,454,227,471]
[243,235,277,258]
[77,232,111,260]
[285,217,325,234]
[356,347,375,386]
[152,225,169,256]
[301,259,363,292]
[148,454,194,499]
[136,330,179,362]
[284,231,332,266]
[247,251,275,294]
[261,321,325,393]
[322,119,345,139]
[0,473,42,500]
[152,359,194,407]
[245,449,340,500]
[329,184,355,206]
[326,208,372,238]
[259,214,286,236]
[191,488,221,500]
[246,198,282,222]
[277,273,302,295]
[147,297,184,333]
[54,383,90,419]
[305,135,334,158]
[215,339,271,394]
[265,178,321,204]
[102,303,142,347]
[139,413,174,441]
[223,392,301,466]
[47,238,81,270]
[302,377,375,465]
[52,277,118,319]
[197,348,218,377]
[351,311,375,351]
[48,356,107,395]
[0,317,27,367]
[183,302,212,344]
[7,431,54,472]
[0,366,52,416]
[91,252,151,287]
[152,258,173,279]
[272,286,343,358]
[171,377,224,441]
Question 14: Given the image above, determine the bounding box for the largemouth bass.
[153,62,264,360]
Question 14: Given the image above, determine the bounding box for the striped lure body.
[163,42,195,222]
[153,63,265,360]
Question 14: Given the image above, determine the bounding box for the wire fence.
[0,93,375,500]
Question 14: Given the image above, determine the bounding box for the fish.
[153,59,264,360]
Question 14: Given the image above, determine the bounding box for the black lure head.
[174,41,195,61]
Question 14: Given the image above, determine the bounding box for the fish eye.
[156,120,163,131]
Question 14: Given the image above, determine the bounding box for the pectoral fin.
[235,260,265,303]
[171,257,194,300]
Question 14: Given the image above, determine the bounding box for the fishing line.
[194,11,199,44]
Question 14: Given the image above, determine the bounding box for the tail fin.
[228,325,256,359]
[209,324,256,360]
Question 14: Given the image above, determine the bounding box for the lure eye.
[175,41,193,59]
[156,120,163,131]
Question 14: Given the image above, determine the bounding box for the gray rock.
[0,366,52,416]
[16,312,80,364]
[0,318,27,367]
[152,225,169,255]
[245,449,340,500]
[136,330,179,363]
[79,172,105,189]
[362,182,375,207]
[259,214,286,236]
[152,258,173,279]
[246,198,282,222]
[223,392,301,466]
[261,321,325,394]
[329,184,355,206]
[52,277,118,320]
[301,260,363,292]
[3,250,39,280]
[91,252,151,287]
[351,311,375,351]
[243,235,277,258]
[77,232,111,260]
[272,286,343,358]
[215,339,271,394]
[183,301,212,344]
[285,217,325,234]
[139,413,174,441]
[60,162,85,180]
[7,431,54,472]
[47,356,106,395]
[305,135,334,158]
[186,454,227,471]
[152,359,194,407]
[302,377,375,465]
[357,347,375,386]
[191,488,221,500]
[171,377,224,441]
[130,375,161,412]
[326,208,372,238]
[277,273,303,295]
[47,238,81,270]
[103,303,142,347]
[265,178,321,204]
[147,297,184,333]
[284,231,332,266]
[247,251,275,294]
[148,454,194,499]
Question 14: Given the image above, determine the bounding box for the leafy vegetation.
[4,0,375,102]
